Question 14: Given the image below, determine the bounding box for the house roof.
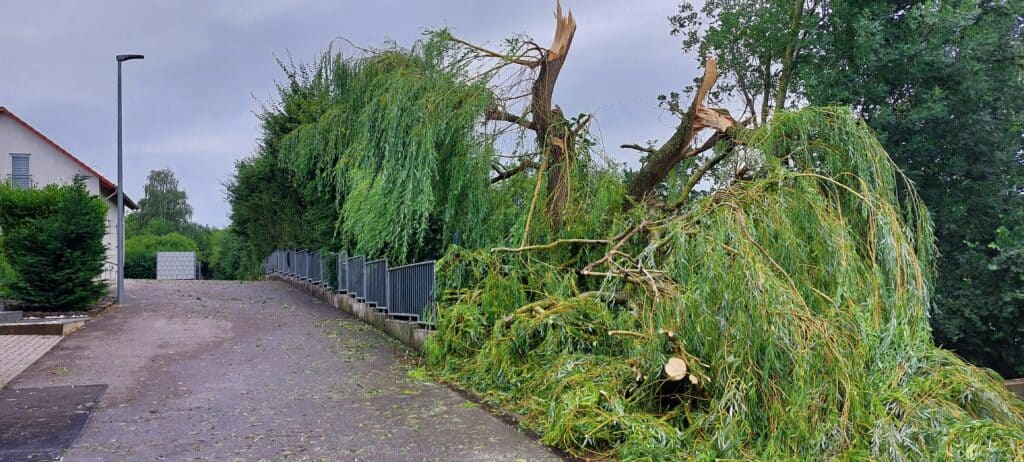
[0,106,138,209]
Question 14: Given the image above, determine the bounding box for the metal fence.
[296,251,308,279]
[336,253,348,293]
[364,259,388,308]
[310,252,323,285]
[346,255,365,300]
[263,250,436,326]
[388,260,435,322]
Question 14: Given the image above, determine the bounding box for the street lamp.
[116,54,144,305]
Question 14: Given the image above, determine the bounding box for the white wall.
[0,113,119,279]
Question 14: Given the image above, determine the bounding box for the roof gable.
[0,106,138,209]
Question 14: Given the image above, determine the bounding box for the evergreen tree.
[1,183,108,310]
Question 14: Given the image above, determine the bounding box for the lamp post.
[116,54,144,305]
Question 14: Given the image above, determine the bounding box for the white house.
[0,106,138,280]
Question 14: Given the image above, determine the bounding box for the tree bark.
[532,1,576,226]
[774,0,806,116]
[624,59,732,203]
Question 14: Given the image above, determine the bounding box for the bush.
[124,252,157,279]
[124,232,198,279]
[0,182,108,311]
[0,239,14,299]
[209,228,249,280]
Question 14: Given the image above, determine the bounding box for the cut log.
[664,357,688,381]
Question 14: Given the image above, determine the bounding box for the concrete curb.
[0,319,87,336]
[268,274,433,353]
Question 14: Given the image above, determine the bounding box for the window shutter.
[11,154,30,189]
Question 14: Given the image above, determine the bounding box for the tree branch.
[624,58,723,202]
[491,238,611,254]
[774,0,807,116]
[448,35,541,68]
[621,143,657,154]
[490,159,538,184]
[664,132,731,211]
[485,105,534,130]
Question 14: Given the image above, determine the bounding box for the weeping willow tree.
[257,37,520,263]
[426,108,1024,460]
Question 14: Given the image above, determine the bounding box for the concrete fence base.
[268,273,433,352]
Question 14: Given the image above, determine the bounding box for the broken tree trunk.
[533,2,576,227]
[624,58,737,204]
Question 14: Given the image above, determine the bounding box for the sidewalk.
[0,336,62,388]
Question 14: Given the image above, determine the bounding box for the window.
[10,154,30,189]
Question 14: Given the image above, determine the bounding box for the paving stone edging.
[268,274,432,352]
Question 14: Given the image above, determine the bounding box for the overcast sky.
[0,1,698,227]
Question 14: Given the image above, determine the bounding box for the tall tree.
[669,0,824,125]
[135,169,193,230]
[802,0,1024,376]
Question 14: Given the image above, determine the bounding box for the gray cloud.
[0,0,697,227]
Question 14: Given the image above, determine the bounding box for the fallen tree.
[427,108,1024,460]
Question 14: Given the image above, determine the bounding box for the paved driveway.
[8,280,559,461]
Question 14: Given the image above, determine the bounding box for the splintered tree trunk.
[534,2,576,227]
[477,4,734,216]
[625,59,734,204]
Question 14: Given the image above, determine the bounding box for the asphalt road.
[8,279,559,461]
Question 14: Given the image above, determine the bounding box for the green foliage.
[226,153,306,277]
[124,232,198,279]
[670,0,1024,377]
[209,228,250,280]
[0,182,108,310]
[127,168,242,279]
[138,217,176,237]
[0,242,13,298]
[133,169,193,230]
[229,35,504,265]
[800,0,1024,377]
[670,0,822,124]
[427,109,1024,460]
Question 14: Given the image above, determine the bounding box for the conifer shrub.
[0,182,108,311]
